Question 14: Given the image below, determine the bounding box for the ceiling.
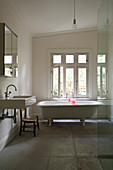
[8,0,102,36]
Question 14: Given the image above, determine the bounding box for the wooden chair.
[19,109,39,137]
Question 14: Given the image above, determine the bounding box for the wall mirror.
[0,23,18,77]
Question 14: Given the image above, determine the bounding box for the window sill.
[52,97,91,101]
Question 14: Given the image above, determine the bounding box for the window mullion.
[63,65,66,98]
[75,54,77,97]
[58,66,60,98]
[51,68,53,98]
[100,66,102,97]
[76,66,78,97]
[74,67,76,97]
[86,66,88,97]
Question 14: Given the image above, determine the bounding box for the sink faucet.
[5,84,17,98]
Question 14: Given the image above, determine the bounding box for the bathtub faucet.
[66,93,74,98]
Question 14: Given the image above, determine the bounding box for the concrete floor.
[0,120,113,170]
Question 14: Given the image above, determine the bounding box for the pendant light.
[72,0,77,28]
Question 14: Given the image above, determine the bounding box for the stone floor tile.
[97,137,113,155]
[26,136,53,156]
[72,123,97,136]
[39,122,73,136]
[78,157,103,170]
[99,159,113,170]
[47,157,78,170]
[74,136,97,156]
[0,156,49,170]
[38,123,57,136]
[0,137,32,158]
[50,136,75,157]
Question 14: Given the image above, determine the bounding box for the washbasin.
[0,95,36,109]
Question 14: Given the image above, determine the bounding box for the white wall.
[97,0,113,121]
[108,23,113,100]
[32,30,98,115]
[0,0,32,150]
[108,23,113,121]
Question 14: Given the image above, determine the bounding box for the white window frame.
[65,66,75,98]
[97,54,108,98]
[52,66,60,98]
[76,66,89,98]
[51,52,89,98]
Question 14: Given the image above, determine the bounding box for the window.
[78,68,87,96]
[97,54,107,98]
[78,54,87,63]
[51,53,89,98]
[4,55,12,64]
[66,55,74,63]
[66,68,74,95]
[53,55,61,63]
[53,67,59,96]
[97,54,106,63]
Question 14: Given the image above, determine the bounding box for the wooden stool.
[19,109,39,137]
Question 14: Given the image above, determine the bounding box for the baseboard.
[0,124,19,152]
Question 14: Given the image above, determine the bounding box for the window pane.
[53,68,58,96]
[53,55,61,63]
[78,55,86,63]
[4,55,12,64]
[5,67,13,77]
[97,66,101,96]
[78,68,86,95]
[16,68,18,77]
[16,56,18,64]
[60,67,63,97]
[97,55,106,63]
[66,68,74,95]
[102,67,106,96]
[66,55,74,63]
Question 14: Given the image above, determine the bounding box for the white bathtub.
[37,100,103,126]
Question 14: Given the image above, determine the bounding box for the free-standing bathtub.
[37,100,103,126]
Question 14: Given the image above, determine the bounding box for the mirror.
[0,23,18,77]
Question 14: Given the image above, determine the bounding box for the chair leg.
[36,116,39,129]
[20,124,22,136]
[20,110,22,136]
[23,122,26,131]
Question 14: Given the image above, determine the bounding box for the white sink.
[0,96,36,109]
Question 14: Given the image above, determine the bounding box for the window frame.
[51,66,60,98]
[51,52,89,98]
[76,66,88,98]
[97,54,108,98]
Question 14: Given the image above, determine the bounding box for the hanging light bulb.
[72,0,77,28]
[72,18,77,28]
[105,0,110,30]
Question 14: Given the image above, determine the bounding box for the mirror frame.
[0,23,18,77]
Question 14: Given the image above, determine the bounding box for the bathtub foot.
[48,118,52,126]
[81,118,85,126]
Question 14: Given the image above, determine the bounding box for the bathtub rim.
[37,100,103,107]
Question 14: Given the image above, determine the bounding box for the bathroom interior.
[0,0,113,169]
